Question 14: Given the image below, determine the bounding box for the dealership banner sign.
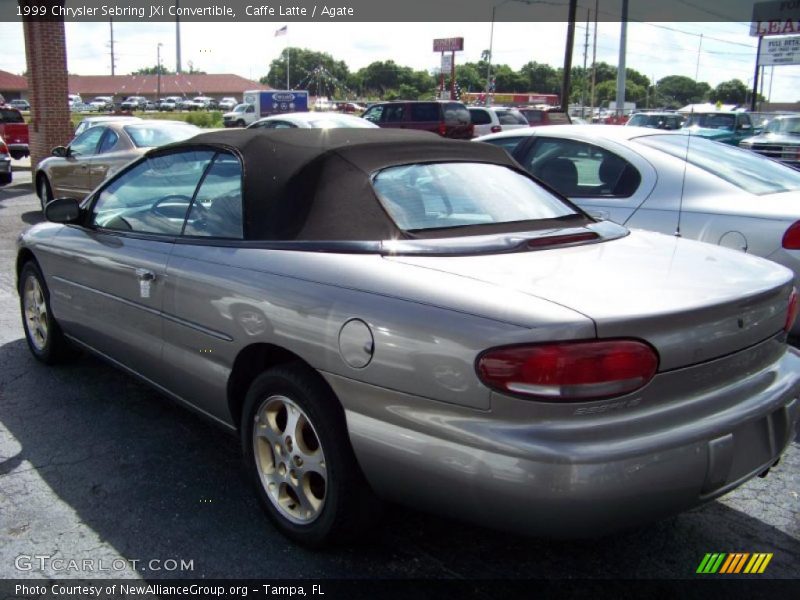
[759,34,800,64]
[751,0,800,35]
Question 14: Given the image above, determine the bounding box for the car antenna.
[675,106,694,238]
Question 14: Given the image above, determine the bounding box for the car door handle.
[135,268,156,282]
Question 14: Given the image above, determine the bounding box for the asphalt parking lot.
[0,161,798,582]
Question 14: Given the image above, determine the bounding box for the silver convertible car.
[16,129,800,546]
[475,125,800,334]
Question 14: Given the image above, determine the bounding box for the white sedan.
[247,112,378,130]
[476,125,800,333]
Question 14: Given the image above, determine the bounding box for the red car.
[0,104,29,159]
[362,101,474,139]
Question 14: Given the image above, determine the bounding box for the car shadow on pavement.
[20,211,43,226]
[0,184,34,202]
[1,337,798,580]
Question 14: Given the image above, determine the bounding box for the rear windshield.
[0,108,24,123]
[124,123,199,148]
[372,162,576,232]
[496,109,528,125]
[682,113,736,131]
[635,133,800,195]
[443,103,470,126]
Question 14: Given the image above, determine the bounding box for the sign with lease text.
[751,0,800,36]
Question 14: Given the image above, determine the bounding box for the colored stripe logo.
[696,553,773,574]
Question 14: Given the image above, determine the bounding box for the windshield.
[233,104,249,113]
[124,123,200,148]
[682,113,736,131]
[372,162,577,232]
[766,117,800,135]
[635,134,800,195]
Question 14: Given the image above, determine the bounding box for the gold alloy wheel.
[23,275,48,352]
[253,395,327,524]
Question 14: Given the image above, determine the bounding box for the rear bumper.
[326,340,800,537]
[0,158,10,173]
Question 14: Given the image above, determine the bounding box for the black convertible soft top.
[153,128,527,241]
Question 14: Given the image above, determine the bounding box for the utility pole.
[561,0,578,111]
[581,8,590,118]
[694,34,703,80]
[614,0,628,119]
[109,18,115,76]
[589,0,598,120]
[750,36,762,111]
[175,0,182,74]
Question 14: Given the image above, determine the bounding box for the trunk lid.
[388,231,794,370]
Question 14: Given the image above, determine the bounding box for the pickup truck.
[681,111,760,145]
[0,104,29,159]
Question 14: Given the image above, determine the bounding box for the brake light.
[786,288,798,333]
[490,125,502,133]
[476,339,658,401]
[782,221,800,249]
[438,122,447,137]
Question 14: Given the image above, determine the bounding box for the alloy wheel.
[252,394,327,524]
[23,275,48,351]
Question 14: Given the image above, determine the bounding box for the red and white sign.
[433,37,464,52]
[751,0,800,36]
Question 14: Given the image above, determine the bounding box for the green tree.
[710,79,748,104]
[262,47,350,95]
[132,65,174,75]
[656,75,709,106]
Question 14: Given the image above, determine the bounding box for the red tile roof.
[68,74,271,98]
[0,69,28,92]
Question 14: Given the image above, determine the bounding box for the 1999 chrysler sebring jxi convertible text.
[16,129,800,547]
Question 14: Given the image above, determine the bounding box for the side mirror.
[44,197,82,224]
[51,146,68,158]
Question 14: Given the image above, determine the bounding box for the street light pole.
[485,4,499,106]
[157,43,163,102]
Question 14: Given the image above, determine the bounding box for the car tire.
[37,175,52,212]
[236,120,245,128]
[242,362,381,547]
[0,172,10,186]
[19,261,73,364]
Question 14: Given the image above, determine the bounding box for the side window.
[97,129,119,154]
[524,138,640,198]
[410,103,441,122]
[69,127,105,157]
[383,104,405,123]
[470,109,492,125]
[739,114,752,129]
[91,150,215,235]
[246,105,255,113]
[363,106,384,123]
[267,121,295,129]
[184,153,243,239]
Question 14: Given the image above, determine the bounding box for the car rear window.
[443,103,470,126]
[635,133,800,195]
[409,103,440,122]
[0,108,24,123]
[496,109,528,126]
[545,111,571,125]
[372,162,576,232]
[469,108,492,125]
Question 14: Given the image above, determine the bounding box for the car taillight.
[782,221,800,249]
[490,125,502,133]
[786,288,798,333]
[0,140,7,156]
[438,122,447,136]
[476,339,659,401]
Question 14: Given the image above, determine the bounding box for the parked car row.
[18,126,800,550]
